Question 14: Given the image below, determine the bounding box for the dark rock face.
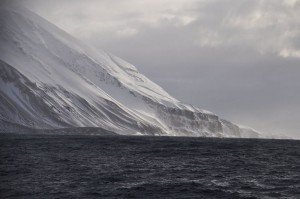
[1,59,259,137]
[154,103,222,136]
[0,61,164,135]
[0,60,69,128]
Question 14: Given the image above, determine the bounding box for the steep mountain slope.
[0,4,260,138]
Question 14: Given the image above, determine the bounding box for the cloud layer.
[22,0,300,138]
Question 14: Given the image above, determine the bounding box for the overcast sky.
[21,0,300,138]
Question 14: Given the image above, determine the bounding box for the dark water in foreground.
[0,134,299,199]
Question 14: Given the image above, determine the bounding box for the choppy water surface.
[0,134,299,198]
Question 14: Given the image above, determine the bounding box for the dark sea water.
[0,134,299,199]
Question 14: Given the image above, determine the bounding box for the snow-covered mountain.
[0,4,260,138]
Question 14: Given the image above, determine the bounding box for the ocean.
[0,134,299,198]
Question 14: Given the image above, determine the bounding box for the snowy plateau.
[0,4,260,138]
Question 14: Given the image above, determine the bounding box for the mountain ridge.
[0,4,260,138]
